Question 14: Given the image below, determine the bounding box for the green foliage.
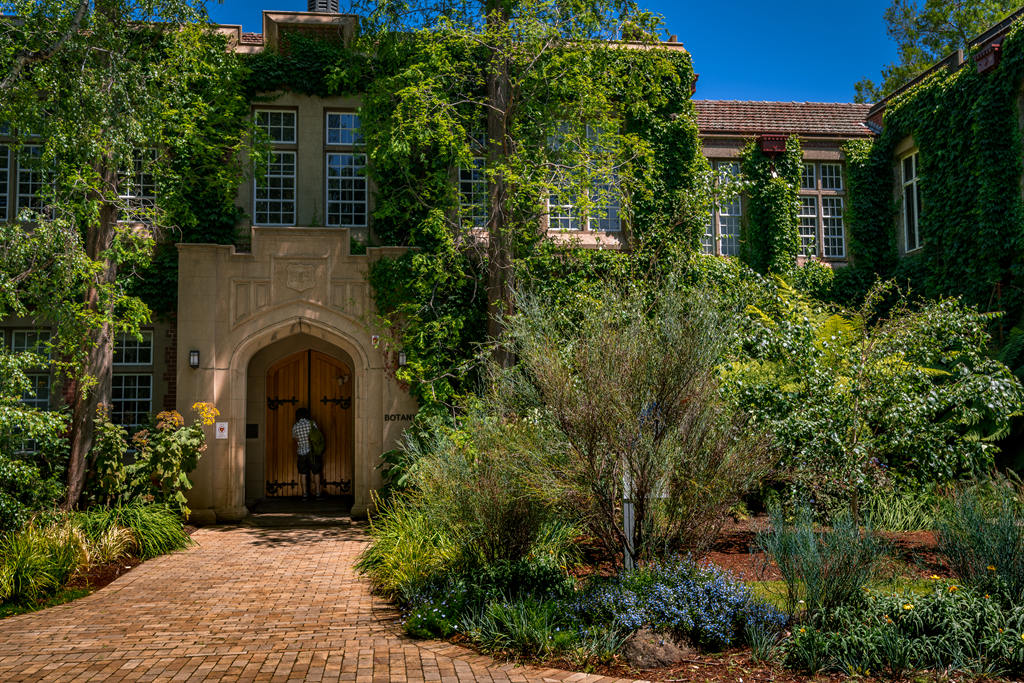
[862,486,940,532]
[739,136,802,275]
[0,519,86,604]
[85,403,217,519]
[247,9,708,409]
[842,17,1024,322]
[788,260,835,301]
[937,486,1024,602]
[75,503,192,561]
[854,0,1019,102]
[723,278,1024,509]
[756,506,886,620]
[498,276,774,564]
[0,455,63,536]
[357,493,462,602]
[782,583,1024,677]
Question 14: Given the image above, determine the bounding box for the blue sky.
[206,0,900,103]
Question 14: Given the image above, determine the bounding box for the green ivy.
[839,17,1024,323]
[739,136,803,275]
[244,35,707,408]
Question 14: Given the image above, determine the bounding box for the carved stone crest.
[285,264,316,292]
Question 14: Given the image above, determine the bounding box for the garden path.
[0,521,645,683]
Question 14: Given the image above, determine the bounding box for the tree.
[855,0,1018,103]
[0,1,249,507]
[347,0,698,362]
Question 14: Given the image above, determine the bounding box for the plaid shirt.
[292,418,313,456]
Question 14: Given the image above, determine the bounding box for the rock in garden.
[621,627,694,668]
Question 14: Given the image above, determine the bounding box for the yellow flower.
[799,628,806,633]
[192,401,220,426]
[929,575,941,580]
[903,603,914,610]
[948,585,959,592]
[988,565,997,572]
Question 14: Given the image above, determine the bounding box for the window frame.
[324,110,368,229]
[705,160,742,256]
[0,145,8,222]
[821,196,846,259]
[798,161,847,261]
[118,150,157,224]
[253,108,297,227]
[110,373,153,429]
[254,109,297,145]
[458,156,488,230]
[798,195,819,257]
[901,151,922,253]
[16,144,46,214]
[325,112,364,147]
[113,331,154,367]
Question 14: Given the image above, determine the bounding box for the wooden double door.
[265,350,353,497]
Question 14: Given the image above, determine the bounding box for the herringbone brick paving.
[0,522,646,683]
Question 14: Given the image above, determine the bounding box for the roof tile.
[693,100,874,138]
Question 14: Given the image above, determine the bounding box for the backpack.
[309,421,326,457]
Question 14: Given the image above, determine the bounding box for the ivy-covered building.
[834,6,1024,328]
[694,100,874,263]
[19,3,990,521]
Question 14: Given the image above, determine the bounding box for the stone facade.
[176,227,416,522]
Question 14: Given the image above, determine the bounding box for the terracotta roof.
[693,100,875,138]
[240,32,265,45]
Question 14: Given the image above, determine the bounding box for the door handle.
[320,395,351,409]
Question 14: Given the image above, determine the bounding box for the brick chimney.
[308,0,339,11]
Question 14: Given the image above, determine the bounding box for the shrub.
[0,455,63,535]
[571,558,786,651]
[937,487,1024,602]
[0,519,87,604]
[498,278,775,564]
[723,279,1024,512]
[781,583,1024,677]
[75,502,191,560]
[86,402,218,518]
[755,506,886,619]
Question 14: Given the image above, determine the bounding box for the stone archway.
[175,228,418,523]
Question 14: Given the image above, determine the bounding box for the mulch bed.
[706,515,952,582]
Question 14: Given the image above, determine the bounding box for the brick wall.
[163,319,177,410]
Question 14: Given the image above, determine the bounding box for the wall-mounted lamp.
[189,349,200,369]
[398,350,408,367]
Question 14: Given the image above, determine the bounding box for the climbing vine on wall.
[838,18,1024,323]
[242,32,708,408]
[739,136,802,275]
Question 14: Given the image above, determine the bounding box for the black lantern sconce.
[189,349,200,369]
[398,350,408,367]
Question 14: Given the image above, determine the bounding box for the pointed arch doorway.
[265,349,354,498]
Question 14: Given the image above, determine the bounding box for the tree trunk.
[64,166,118,509]
[485,3,514,366]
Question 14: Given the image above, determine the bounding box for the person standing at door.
[292,408,324,500]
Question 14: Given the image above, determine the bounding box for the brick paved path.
[0,523,645,683]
